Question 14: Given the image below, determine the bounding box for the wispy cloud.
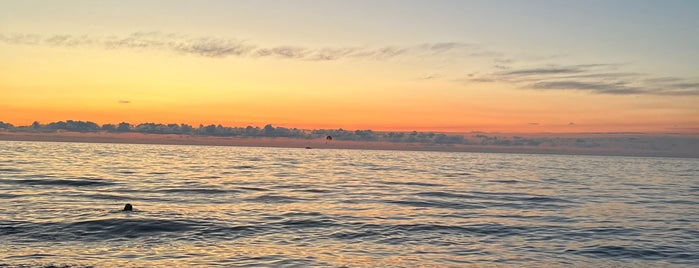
[500,66,586,76]
[468,64,699,96]
[417,73,440,80]
[253,46,309,59]
[102,31,254,58]
[530,81,643,95]
[418,42,475,54]
[0,31,255,58]
[0,31,481,62]
[5,31,696,96]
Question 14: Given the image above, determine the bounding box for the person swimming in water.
[123,203,133,211]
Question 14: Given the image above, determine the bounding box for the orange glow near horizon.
[2,98,696,134]
[1,31,698,134]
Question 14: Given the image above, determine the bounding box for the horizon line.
[0,119,696,136]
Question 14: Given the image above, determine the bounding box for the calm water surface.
[0,141,697,267]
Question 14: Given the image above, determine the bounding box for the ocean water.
[0,141,697,267]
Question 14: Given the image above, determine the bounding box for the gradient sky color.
[1,0,698,133]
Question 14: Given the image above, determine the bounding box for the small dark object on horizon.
[123,203,133,211]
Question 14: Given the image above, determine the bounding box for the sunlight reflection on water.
[0,141,697,267]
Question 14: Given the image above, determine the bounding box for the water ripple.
[0,141,696,267]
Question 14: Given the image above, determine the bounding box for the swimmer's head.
[123,203,133,211]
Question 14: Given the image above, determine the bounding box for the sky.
[1,0,698,133]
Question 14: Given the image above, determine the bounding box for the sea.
[0,140,697,267]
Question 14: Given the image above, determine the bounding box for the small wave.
[521,196,568,203]
[385,199,485,210]
[566,245,682,261]
[388,223,518,236]
[279,211,324,217]
[328,222,533,244]
[0,221,24,235]
[482,201,571,210]
[245,194,304,203]
[0,262,95,268]
[232,165,256,169]
[192,225,261,239]
[2,218,263,243]
[380,181,444,187]
[368,166,392,171]
[272,184,321,191]
[472,191,575,204]
[0,178,113,187]
[0,193,22,199]
[441,172,472,178]
[160,188,234,195]
[0,168,23,173]
[79,192,174,203]
[237,186,269,192]
[416,191,573,209]
[275,219,337,229]
[81,193,131,200]
[416,191,479,199]
[68,218,194,235]
[271,172,299,178]
[296,188,332,193]
[570,227,641,237]
[194,175,222,179]
[147,171,171,175]
[663,199,699,205]
[329,229,384,240]
[12,218,200,242]
[491,179,519,184]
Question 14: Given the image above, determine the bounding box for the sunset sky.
[1,0,698,133]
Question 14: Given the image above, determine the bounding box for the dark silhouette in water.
[326,135,332,144]
[123,203,133,211]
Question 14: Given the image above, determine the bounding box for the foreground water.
[0,141,697,267]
